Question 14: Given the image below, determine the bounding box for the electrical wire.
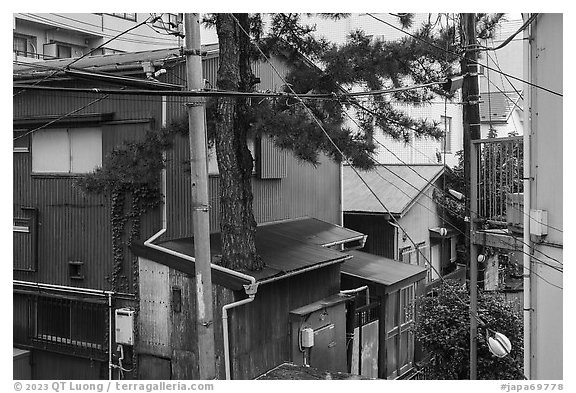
[47,13,179,42]
[230,12,492,329]
[19,13,176,46]
[366,13,563,98]
[340,103,563,274]
[13,14,161,98]
[476,14,538,52]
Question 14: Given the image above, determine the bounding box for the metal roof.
[260,217,366,249]
[13,44,219,79]
[479,91,522,124]
[133,218,355,290]
[341,250,427,291]
[343,164,444,216]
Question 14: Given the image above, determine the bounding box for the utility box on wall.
[115,308,135,346]
[289,294,350,373]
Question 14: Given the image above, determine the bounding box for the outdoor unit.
[115,308,135,345]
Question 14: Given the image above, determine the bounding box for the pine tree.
[205,13,503,271]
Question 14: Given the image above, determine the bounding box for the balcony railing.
[472,136,524,227]
[13,50,58,61]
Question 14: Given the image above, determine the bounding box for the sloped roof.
[343,164,444,216]
[479,91,522,124]
[341,250,427,292]
[13,44,219,79]
[132,217,359,290]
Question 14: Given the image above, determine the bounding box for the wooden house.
[342,164,464,285]
[12,46,346,379]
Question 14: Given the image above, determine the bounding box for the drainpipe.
[341,285,370,306]
[222,283,259,380]
[523,14,533,380]
[108,292,113,380]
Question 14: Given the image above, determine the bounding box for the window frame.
[31,126,102,175]
[106,13,137,21]
[440,115,452,153]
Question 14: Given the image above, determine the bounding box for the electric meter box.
[301,327,314,348]
[115,308,135,345]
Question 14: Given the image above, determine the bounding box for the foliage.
[415,280,524,380]
[75,127,173,291]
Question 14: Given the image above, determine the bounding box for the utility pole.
[184,13,217,379]
[461,13,481,380]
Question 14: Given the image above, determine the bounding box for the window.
[440,115,452,153]
[34,297,107,354]
[57,44,72,59]
[400,246,413,264]
[14,34,37,58]
[400,244,427,266]
[13,209,38,271]
[385,284,416,379]
[107,13,137,21]
[31,127,102,174]
[153,13,180,32]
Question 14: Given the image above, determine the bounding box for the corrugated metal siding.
[259,135,287,179]
[13,91,163,291]
[164,137,340,240]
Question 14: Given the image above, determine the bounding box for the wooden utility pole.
[461,13,481,380]
[184,13,217,379]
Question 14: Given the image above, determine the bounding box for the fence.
[472,136,523,226]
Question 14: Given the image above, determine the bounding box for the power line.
[13,93,114,142]
[340,103,563,272]
[366,12,563,98]
[476,13,538,52]
[12,81,446,99]
[20,13,176,46]
[13,15,161,98]
[230,12,496,330]
[48,13,180,42]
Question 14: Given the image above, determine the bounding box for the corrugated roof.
[13,44,219,78]
[343,164,444,216]
[133,218,354,290]
[260,217,366,248]
[341,250,427,290]
[479,91,522,124]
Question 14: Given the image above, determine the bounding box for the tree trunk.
[214,14,264,271]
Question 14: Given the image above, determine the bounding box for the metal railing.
[14,292,109,360]
[472,136,523,226]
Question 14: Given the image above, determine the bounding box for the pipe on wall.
[522,13,533,379]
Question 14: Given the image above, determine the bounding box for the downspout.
[522,13,533,380]
[222,283,259,380]
[108,292,113,380]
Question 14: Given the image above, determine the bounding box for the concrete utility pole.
[461,12,481,380]
[184,13,217,379]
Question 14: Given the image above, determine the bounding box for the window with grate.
[34,297,107,357]
[440,116,452,153]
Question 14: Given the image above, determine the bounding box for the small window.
[31,127,102,174]
[153,13,180,32]
[14,129,30,153]
[440,116,452,153]
[107,13,137,21]
[14,213,37,272]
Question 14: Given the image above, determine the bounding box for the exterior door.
[384,284,416,379]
